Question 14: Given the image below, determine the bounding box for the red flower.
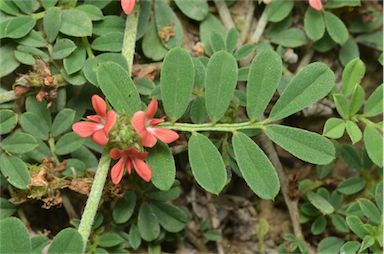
[109,148,152,184]
[121,0,135,15]
[309,0,323,11]
[72,95,117,146]
[131,99,179,148]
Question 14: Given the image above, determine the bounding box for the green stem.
[122,5,140,74]
[78,153,111,247]
[82,37,95,58]
[48,136,59,164]
[31,11,45,20]
[250,9,268,44]
[0,91,17,104]
[159,119,270,132]
[214,0,235,29]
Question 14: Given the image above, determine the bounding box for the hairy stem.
[122,5,140,74]
[159,119,270,132]
[78,153,111,247]
[214,0,235,29]
[82,37,95,59]
[0,91,17,104]
[250,10,268,44]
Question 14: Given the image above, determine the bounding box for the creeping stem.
[159,120,270,132]
[78,153,111,246]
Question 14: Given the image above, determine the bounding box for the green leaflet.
[55,132,84,155]
[304,8,325,41]
[138,203,160,241]
[0,154,30,189]
[246,49,282,120]
[47,228,83,254]
[0,217,31,253]
[205,51,238,122]
[160,48,194,120]
[269,62,335,120]
[43,7,61,43]
[323,118,345,139]
[307,192,335,215]
[155,0,183,49]
[364,84,383,117]
[97,62,141,115]
[342,58,366,96]
[147,141,176,191]
[63,47,86,75]
[174,0,208,21]
[51,38,76,59]
[142,19,168,61]
[0,44,19,77]
[324,11,349,45]
[151,202,188,232]
[0,16,36,39]
[363,126,383,167]
[266,0,294,22]
[1,131,38,154]
[59,9,92,37]
[91,32,123,52]
[51,108,76,137]
[0,110,18,135]
[264,125,336,165]
[232,132,280,200]
[113,191,136,224]
[188,133,227,195]
[199,14,226,56]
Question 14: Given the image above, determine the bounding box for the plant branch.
[82,37,95,59]
[0,90,17,104]
[122,5,140,74]
[214,0,235,30]
[250,9,268,44]
[240,0,256,44]
[159,119,270,133]
[78,153,111,246]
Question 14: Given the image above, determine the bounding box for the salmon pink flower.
[309,0,323,11]
[121,0,135,15]
[109,148,152,184]
[131,99,179,148]
[72,95,117,146]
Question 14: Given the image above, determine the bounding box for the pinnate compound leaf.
[147,141,176,191]
[97,62,141,115]
[0,217,31,253]
[269,63,335,120]
[232,132,280,200]
[160,48,194,120]
[47,228,83,254]
[205,51,238,122]
[363,125,383,167]
[265,125,335,165]
[246,49,282,120]
[342,58,366,96]
[0,154,30,189]
[188,133,227,195]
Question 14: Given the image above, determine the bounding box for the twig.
[250,10,268,44]
[62,193,78,220]
[122,5,140,74]
[297,48,314,71]
[0,90,17,104]
[240,0,256,44]
[78,153,111,247]
[214,0,235,30]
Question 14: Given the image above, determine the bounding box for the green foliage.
[188,133,227,194]
[47,228,84,254]
[0,217,31,253]
[160,48,194,120]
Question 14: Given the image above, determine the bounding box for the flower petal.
[72,122,99,137]
[121,0,135,15]
[125,160,132,174]
[150,128,179,144]
[104,111,117,133]
[309,0,323,10]
[149,118,164,126]
[111,158,125,184]
[87,115,103,123]
[141,132,157,147]
[109,148,123,160]
[92,130,109,146]
[127,148,148,160]
[132,159,152,182]
[146,99,158,119]
[92,95,107,117]
[131,111,148,135]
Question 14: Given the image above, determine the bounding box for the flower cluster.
[72,95,179,184]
